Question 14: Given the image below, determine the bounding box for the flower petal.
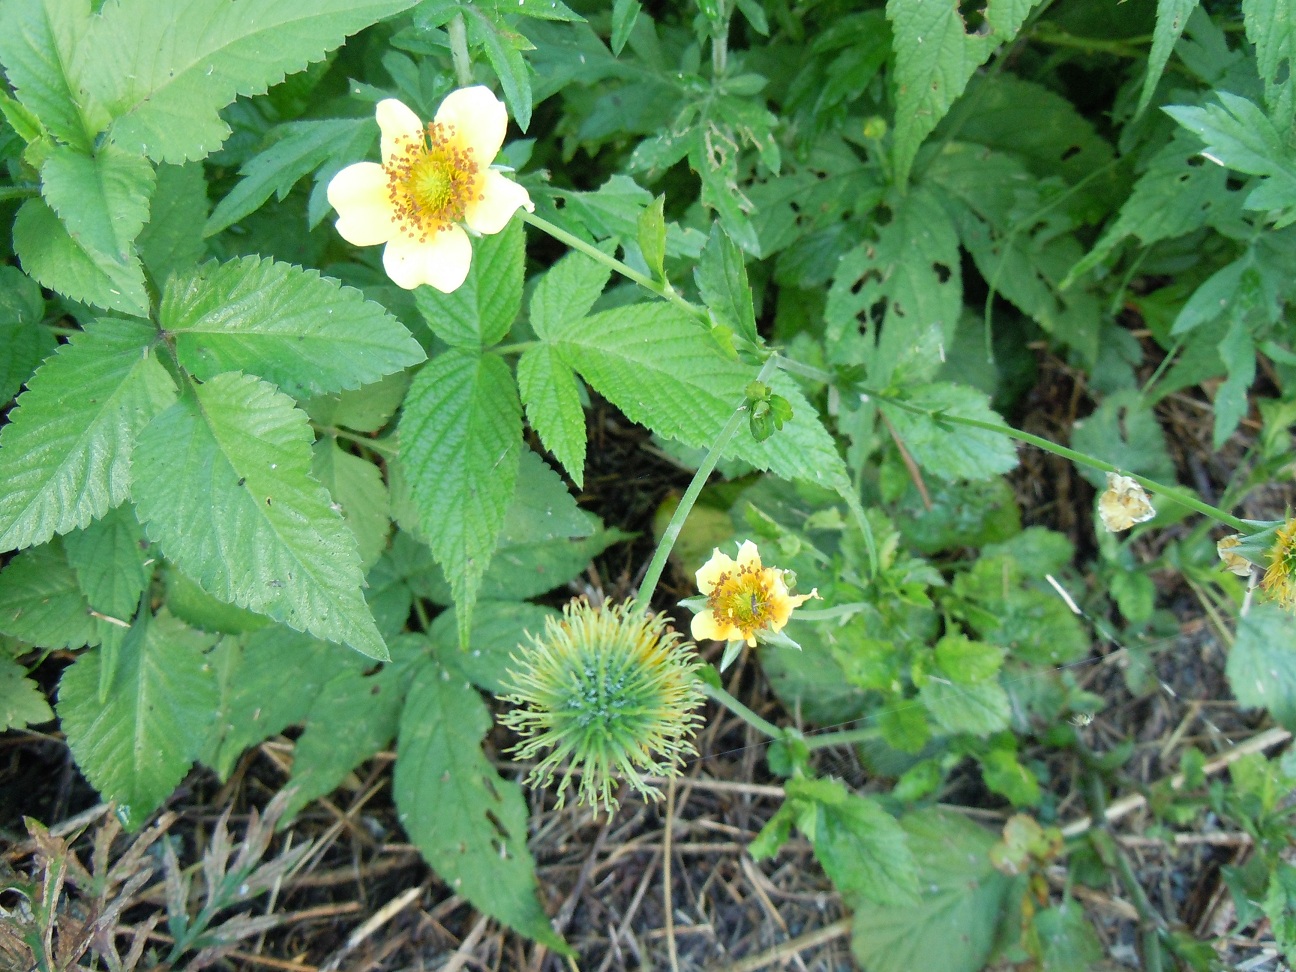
[328,162,396,246]
[382,226,473,292]
[436,85,508,166]
[691,609,737,642]
[465,170,533,235]
[376,98,424,164]
[735,540,762,569]
[696,548,737,595]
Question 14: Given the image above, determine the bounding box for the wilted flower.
[326,87,533,293]
[690,540,818,647]
[1097,472,1156,533]
[1216,535,1255,577]
[498,599,704,813]
[1261,520,1296,609]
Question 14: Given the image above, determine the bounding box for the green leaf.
[163,256,425,399]
[304,371,410,434]
[311,439,391,572]
[0,655,54,730]
[610,0,640,55]
[398,350,523,643]
[205,118,372,236]
[981,744,1041,807]
[413,220,524,349]
[784,777,920,907]
[428,600,559,695]
[394,660,567,951]
[920,676,1011,736]
[934,634,1004,683]
[695,222,759,345]
[1031,904,1105,972]
[166,567,270,636]
[637,193,666,280]
[517,345,586,487]
[528,250,611,342]
[558,176,706,260]
[137,163,210,286]
[879,384,1018,481]
[82,0,420,163]
[63,504,148,620]
[0,319,177,551]
[132,372,387,659]
[58,610,218,829]
[1243,0,1296,127]
[886,0,1044,186]
[0,540,96,649]
[0,0,102,150]
[0,266,55,406]
[851,808,1019,972]
[1138,0,1199,117]
[1070,389,1175,489]
[553,303,849,491]
[464,9,533,131]
[1227,604,1296,730]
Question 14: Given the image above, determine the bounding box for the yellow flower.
[691,540,818,647]
[1261,520,1296,609]
[1097,472,1156,533]
[326,87,533,293]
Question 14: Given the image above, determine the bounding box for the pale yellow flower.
[691,540,818,647]
[1216,535,1254,577]
[1097,472,1155,533]
[326,87,533,293]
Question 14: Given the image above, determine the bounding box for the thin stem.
[521,211,708,324]
[494,340,538,356]
[698,679,782,739]
[639,355,781,601]
[804,725,877,751]
[328,427,399,458]
[448,14,473,87]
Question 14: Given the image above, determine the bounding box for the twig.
[318,884,423,971]
[439,913,491,972]
[719,917,853,972]
[664,775,680,972]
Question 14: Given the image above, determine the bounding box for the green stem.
[329,427,399,458]
[639,355,782,602]
[494,340,538,356]
[521,211,708,324]
[448,14,473,87]
[805,725,877,750]
[698,679,781,738]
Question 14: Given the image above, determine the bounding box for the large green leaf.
[1243,0,1296,128]
[0,266,55,407]
[413,220,524,349]
[886,0,1044,186]
[0,0,102,150]
[553,303,849,492]
[394,660,568,952]
[162,257,425,399]
[851,808,1019,972]
[429,601,561,695]
[0,319,177,551]
[0,655,54,730]
[1138,0,1199,116]
[0,539,97,649]
[132,372,387,659]
[517,345,586,488]
[80,0,420,163]
[919,677,1012,736]
[398,350,523,642]
[58,610,218,830]
[1227,604,1296,730]
[879,383,1019,481]
[63,504,149,621]
[137,162,210,285]
[528,250,610,342]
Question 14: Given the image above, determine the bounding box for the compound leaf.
[517,345,586,488]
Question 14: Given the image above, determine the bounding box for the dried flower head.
[1216,534,1255,577]
[690,540,819,647]
[327,87,533,292]
[1261,520,1296,610]
[1097,472,1156,533]
[499,599,705,813]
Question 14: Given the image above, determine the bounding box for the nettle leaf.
[81,0,420,163]
[1243,0,1296,126]
[0,539,96,649]
[0,319,177,551]
[1227,603,1296,730]
[398,350,523,642]
[394,660,568,952]
[529,250,611,341]
[0,655,54,730]
[310,439,391,572]
[132,372,387,659]
[879,383,1018,481]
[0,0,102,150]
[1070,389,1175,489]
[163,257,425,399]
[553,303,849,492]
[0,265,55,407]
[414,220,524,349]
[63,504,148,621]
[137,163,210,286]
[517,345,586,487]
[886,0,1044,186]
[851,808,1019,972]
[1139,0,1199,117]
[696,222,759,345]
[58,610,218,830]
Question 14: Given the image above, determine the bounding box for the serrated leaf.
[553,303,849,491]
[58,610,218,829]
[0,266,55,406]
[166,567,270,637]
[0,539,96,649]
[398,350,522,642]
[413,220,524,349]
[1227,604,1296,729]
[0,0,102,150]
[879,383,1018,481]
[395,660,567,951]
[0,655,54,730]
[163,256,425,399]
[1070,389,1175,489]
[517,345,586,487]
[137,162,210,286]
[919,676,1011,736]
[1138,0,1199,116]
[304,371,410,434]
[429,601,559,695]
[1031,904,1106,972]
[850,808,1019,972]
[0,318,177,551]
[205,118,372,236]
[637,192,666,280]
[1243,0,1296,127]
[558,175,707,259]
[934,633,1004,684]
[887,0,1044,186]
[696,221,758,345]
[464,9,533,131]
[529,250,611,342]
[63,504,148,621]
[82,0,420,163]
[311,439,390,571]
[132,372,387,659]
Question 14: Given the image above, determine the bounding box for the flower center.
[708,565,774,636]
[384,122,480,241]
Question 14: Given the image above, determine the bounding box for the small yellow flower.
[691,540,818,647]
[326,87,533,293]
[1097,472,1156,533]
[1261,520,1296,609]
[1216,535,1255,577]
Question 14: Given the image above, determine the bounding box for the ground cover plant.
[2,0,1296,968]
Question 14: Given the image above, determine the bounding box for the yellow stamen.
[384,122,479,242]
